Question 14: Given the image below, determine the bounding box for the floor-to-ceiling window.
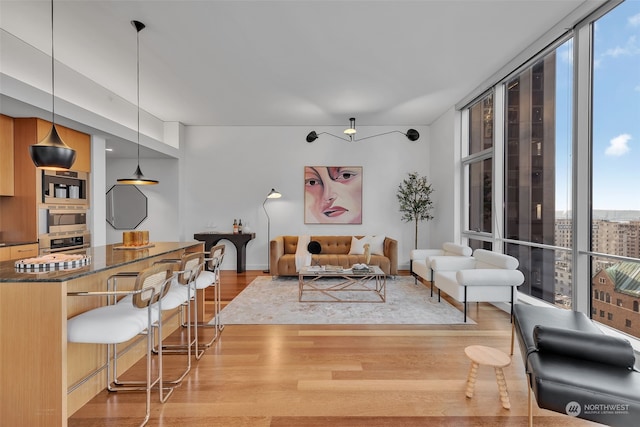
[503,39,573,306]
[463,93,494,252]
[590,0,640,339]
[460,0,640,340]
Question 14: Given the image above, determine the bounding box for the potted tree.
[397,172,434,249]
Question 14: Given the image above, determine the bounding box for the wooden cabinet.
[0,244,37,261]
[10,243,38,259]
[0,115,15,196]
[0,118,91,243]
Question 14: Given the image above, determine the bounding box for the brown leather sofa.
[269,235,398,276]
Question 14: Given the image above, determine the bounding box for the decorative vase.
[364,243,371,265]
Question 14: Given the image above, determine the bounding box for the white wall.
[428,107,460,247]
[104,158,180,244]
[182,125,429,271]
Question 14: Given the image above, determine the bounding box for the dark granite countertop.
[0,241,202,283]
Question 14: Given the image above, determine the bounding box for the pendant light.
[118,20,158,185]
[29,0,77,170]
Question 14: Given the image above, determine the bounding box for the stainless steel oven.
[39,231,91,254]
[46,207,87,233]
[37,205,91,254]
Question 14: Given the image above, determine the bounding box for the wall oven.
[39,232,91,254]
[38,205,91,254]
[46,207,87,233]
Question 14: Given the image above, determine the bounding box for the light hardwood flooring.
[68,271,600,426]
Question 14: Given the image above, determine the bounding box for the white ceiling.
[1,0,594,132]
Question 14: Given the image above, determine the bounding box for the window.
[465,93,494,239]
[591,0,640,338]
[503,38,573,306]
[469,94,493,155]
[626,319,632,328]
[459,0,640,342]
[469,159,492,233]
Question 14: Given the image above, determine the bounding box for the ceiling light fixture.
[29,0,77,171]
[118,20,158,185]
[306,117,420,143]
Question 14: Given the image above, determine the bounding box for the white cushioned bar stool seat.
[67,263,175,427]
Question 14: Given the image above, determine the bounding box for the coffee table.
[298,265,386,303]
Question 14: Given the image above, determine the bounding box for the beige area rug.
[216,276,475,325]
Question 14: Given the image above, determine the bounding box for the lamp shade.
[29,125,77,170]
[266,188,282,199]
[117,165,159,185]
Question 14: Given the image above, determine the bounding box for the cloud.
[603,35,640,58]
[605,134,632,156]
[630,13,640,27]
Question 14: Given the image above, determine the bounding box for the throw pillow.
[348,235,386,255]
[348,236,367,255]
[369,235,385,255]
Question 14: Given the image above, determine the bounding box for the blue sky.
[555,0,640,212]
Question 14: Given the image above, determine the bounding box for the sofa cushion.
[442,242,473,257]
[474,249,519,270]
[533,325,636,369]
[348,235,385,255]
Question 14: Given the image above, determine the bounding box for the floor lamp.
[263,188,282,273]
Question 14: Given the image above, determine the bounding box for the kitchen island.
[0,241,203,427]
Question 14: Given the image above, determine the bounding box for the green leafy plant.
[397,172,434,249]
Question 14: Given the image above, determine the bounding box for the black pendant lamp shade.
[29,0,77,170]
[30,125,77,170]
[117,20,158,185]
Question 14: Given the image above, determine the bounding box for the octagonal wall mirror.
[106,184,148,229]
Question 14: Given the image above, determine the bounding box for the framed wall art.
[304,166,362,224]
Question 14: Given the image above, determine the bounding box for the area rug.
[217,276,475,325]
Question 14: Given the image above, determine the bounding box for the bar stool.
[155,251,205,381]
[67,263,175,427]
[155,248,217,360]
[191,244,225,349]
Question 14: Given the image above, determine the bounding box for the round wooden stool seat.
[464,345,511,409]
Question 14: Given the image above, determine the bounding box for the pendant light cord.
[136,23,141,165]
[50,0,55,123]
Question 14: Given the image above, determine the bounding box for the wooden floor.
[68,271,600,427]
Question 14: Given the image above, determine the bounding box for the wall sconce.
[306,117,420,143]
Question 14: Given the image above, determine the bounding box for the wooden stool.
[464,345,511,409]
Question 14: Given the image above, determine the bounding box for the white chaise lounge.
[410,242,472,295]
[431,249,525,322]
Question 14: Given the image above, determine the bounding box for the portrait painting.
[304,166,362,224]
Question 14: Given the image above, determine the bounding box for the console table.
[194,232,255,273]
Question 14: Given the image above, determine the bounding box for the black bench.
[512,304,640,427]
